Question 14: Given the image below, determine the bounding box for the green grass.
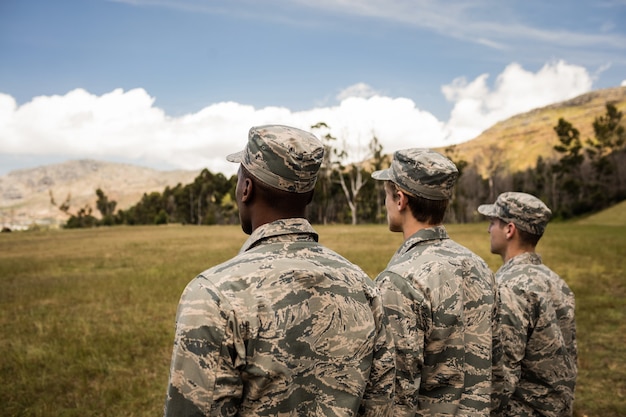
[575,200,626,227]
[0,222,624,416]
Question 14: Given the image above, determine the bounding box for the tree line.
[60,103,626,228]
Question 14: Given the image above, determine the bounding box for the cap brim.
[477,204,497,217]
[226,150,244,163]
[371,168,392,181]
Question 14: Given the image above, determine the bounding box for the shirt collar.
[501,251,543,270]
[395,225,449,256]
[240,218,319,253]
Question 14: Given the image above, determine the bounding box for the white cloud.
[304,96,445,162]
[0,61,596,176]
[622,80,626,86]
[336,83,381,101]
[442,60,593,140]
[0,88,447,177]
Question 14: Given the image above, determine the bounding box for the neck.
[502,243,535,263]
[250,204,306,232]
[403,218,439,240]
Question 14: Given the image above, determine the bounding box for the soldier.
[478,192,577,416]
[371,148,500,416]
[164,125,395,417]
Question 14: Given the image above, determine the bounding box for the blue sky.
[1,0,625,176]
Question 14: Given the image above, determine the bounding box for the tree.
[551,104,626,217]
[115,169,238,226]
[587,103,625,163]
[552,117,586,217]
[310,122,337,224]
[475,144,506,202]
[311,123,380,225]
[64,205,97,228]
[95,188,117,225]
[49,190,71,215]
[49,190,99,228]
[585,103,626,207]
[341,166,364,224]
[368,134,386,223]
[444,145,472,223]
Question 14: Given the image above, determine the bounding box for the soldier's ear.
[505,222,516,240]
[397,190,410,210]
[241,177,254,204]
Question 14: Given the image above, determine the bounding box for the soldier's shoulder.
[497,267,553,298]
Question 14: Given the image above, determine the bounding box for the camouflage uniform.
[164,125,395,417]
[372,149,501,416]
[492,253,577,416]
[478,192,577,416]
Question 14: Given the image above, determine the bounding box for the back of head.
[478,192,552,237]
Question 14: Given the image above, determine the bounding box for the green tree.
[116,169,237,226]
[64,205,97,228]
[551,104,626,217]
[443,145,475,223]
[585,103,626,208]
[95,188,117,225]
[587,103,625,166]
[552,117,586,218]
[154,209,168,225]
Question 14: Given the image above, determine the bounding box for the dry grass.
[0,221,624,416]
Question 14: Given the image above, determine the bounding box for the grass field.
[0,221,624,416]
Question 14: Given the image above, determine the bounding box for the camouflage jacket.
[164,218,395,417]
[492,252,577,417]
[375,225,500,416]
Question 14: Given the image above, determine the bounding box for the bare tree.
[473,144,506,201]
[49,190,72,215]
[311,123,379,225]
[310,122,336,224]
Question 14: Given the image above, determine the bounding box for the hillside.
[438,86,626,177]
[3,86,625,230]
[575,200,626,227]
[0,160,199,230]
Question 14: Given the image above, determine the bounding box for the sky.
[1,0,625,177]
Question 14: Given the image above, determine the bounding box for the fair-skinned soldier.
[372,148,502,416]
[478,192,577,417]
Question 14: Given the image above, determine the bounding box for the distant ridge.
[438,86,626,177]
[0,159,199,229]
[3,86,626,229]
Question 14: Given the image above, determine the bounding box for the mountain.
[0,159,199,230]
[437,86,626,177]
[3,86,625,230]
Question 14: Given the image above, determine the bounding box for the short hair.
[517,227,542,246]
[495,218,542,246]
[386,181,448,225]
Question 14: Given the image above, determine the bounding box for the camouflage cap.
[227,125,324,193]
[477,192,552,235]
[371,148,458,200]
